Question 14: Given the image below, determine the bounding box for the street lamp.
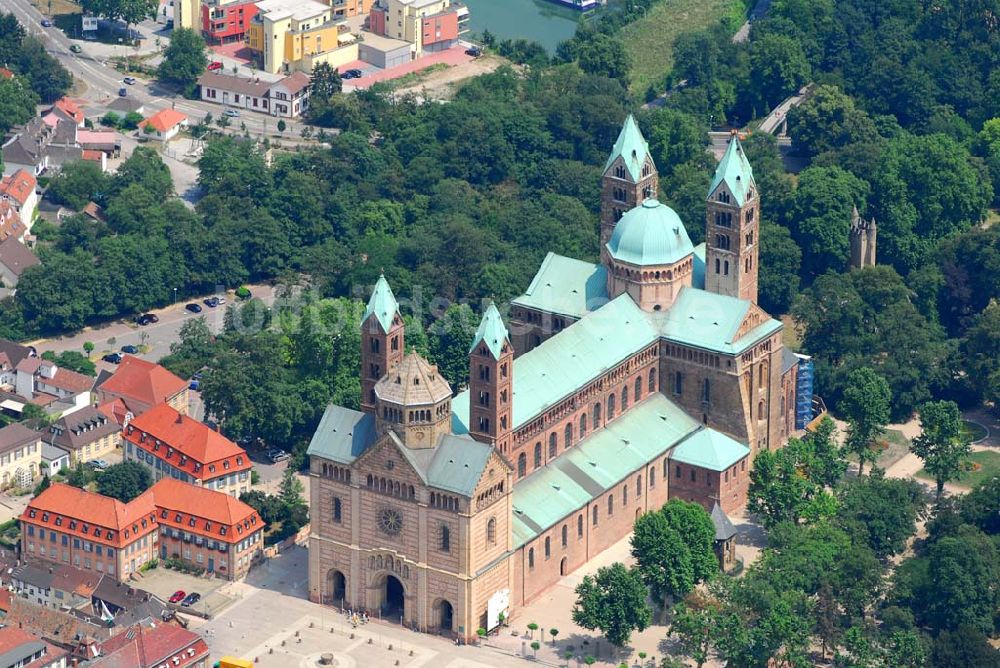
[173,287,178,304]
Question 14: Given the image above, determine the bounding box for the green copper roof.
[363,274,399,333]
[708,136,756,206]
[603,114,651,182]
[606,199,694,266]
[512,253,608,319]
[306,405,376,464]
[511,394,701,547]
[654,287,782,355]
[669,428,749,472]
[470,302,510,360]
[453,295,659,433]
[426,434,496,496]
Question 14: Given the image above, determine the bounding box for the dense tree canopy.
[0,13,71,105]
[157,28,207,96]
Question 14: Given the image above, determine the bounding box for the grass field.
[916,450,1000,489]
[619,0,742,96]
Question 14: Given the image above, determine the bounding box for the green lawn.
[619,0,742,95]
[916,450,1000,490]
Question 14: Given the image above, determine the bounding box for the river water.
[461,0,584,52]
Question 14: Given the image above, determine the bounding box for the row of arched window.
[320,462,351,483]
[366,475,415,501]
[430,492,460,512]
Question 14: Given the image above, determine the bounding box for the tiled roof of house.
[47,405,120,451]
[96,356,186,408]
[139,109,187,133]
[0,339,33,368]
[0,423,41,455]
[50,564,102,598]
[275,70,310,95]
[197,71,272,97]
[0,626,61,668]
[42,366,94,394]
[4,596,108,647]
[150,478,262,543]
[22,483,158,549]
[124,403,250,478]
[97,397,133,426]
[0,169,37,206]
[0,201,25,241]
[50,98,84,125]
[93,623,208,668]
[0,237,40,278]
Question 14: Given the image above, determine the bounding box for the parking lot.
[139,565,236,618]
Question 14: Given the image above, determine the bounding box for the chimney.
[175,412,183,424]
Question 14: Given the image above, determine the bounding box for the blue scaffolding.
[794,354,814,430]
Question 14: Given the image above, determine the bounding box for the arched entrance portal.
[327,570,346,606]
[559,557,568,577]
[382,575,404,619]
[434,599,454,632]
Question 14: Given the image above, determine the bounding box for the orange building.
[21,484,159,580]
[152,478,264,580]
[95,355,190,419]
[123,403,252,497]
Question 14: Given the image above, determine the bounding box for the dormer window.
[55,517,62,526]
[223,461,230,470]
[69,520,76,530]
[236,456,243,466]
[41,513,49,522]
[189,518,196,527]
[220,527,227,536]
[28,510,36,519]
[160,510,168,519]
[175,514,183,522]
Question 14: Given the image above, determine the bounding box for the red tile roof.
[97,397,133,425]
[0,201,25,241]
[82,149,104,162]
[0,626,69,668]
[139,109,187,134]
[97,356,187,409]
[150,478,261,544]
[22,484,158,549]
[0,169,37,206]
[42,366,94,393]
[124,403,251,480]
[94,623,208,668]
[51,97,84,125]
[0,68,13,79]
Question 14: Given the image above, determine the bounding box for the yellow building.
[173,0,201,29]
[45,406,122,467]
[248,0,359,74]
[0,423,42,489]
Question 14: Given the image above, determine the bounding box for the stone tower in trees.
[849,205,877,268]
[600,114,659,262]
[360,275,404,415]
[467,303,514,456]
[705,135,759,303]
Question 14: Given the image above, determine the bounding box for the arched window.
[579,414,588,438]
[577,514,584,537]
[517,453,526,478]
[636,475,642,496]
[487,517,496,546]
[607,394,616,421]
[593,402,602,427]
[564,423,573,448]
[714,258,720,274]
[674,371,683,395]
[621,386,629,411]
[544,537,551,559]
[607,495,614,516]
[702,379,711,403]
[561,524,568,547]
[634,377,642,400]
[534,442,542,468]
[649,468,656,488]
[440,525,450,552]
[548,433,557,458]
[332,497,342,523]
[623,484,628,505]
[759,364,766,385]
[724,260,730,275]
[758,400,766,420]
[528,548,535,569]
[592,506,598,526]
[648,368,656,392]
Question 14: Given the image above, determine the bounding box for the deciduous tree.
[910,400,971,499]
[571,563,651,647]
[840,367,891,476]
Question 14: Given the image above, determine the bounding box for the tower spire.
[468,303,514,455]
[360,275,404,414]
[470,302,510,361]
[600,114,659,264]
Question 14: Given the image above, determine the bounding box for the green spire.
[708,135,756,206]
[363,274,399,333]
[470,302,510,360]
[603,113,651,182]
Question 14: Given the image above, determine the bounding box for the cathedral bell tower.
[360,275,405,415]
[601,114,659,262]
[705,135,759,303]
[468,303,514,456]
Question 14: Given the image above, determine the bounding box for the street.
[3,0,302,136]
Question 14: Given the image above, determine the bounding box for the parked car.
[341,68,363,79]
[185,303,202,313]
[465,46,482,57]
[203,297,220,308]
[120,344,139,354]
[70,44,82,53]
[267,448,290,463]
[123,76,136,85]
[223,108,240,117]
[136,313,159,325]
[40,19,52,27]
[207,61,223,71]
[90,459,110,470]
[181,592,201,607]
[118,87,127,97]
[102,352,123,364]
[189,379,200,391]
[169,590,186,604]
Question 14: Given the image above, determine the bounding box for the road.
[30,284,277,371]
[4,0,301,136]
